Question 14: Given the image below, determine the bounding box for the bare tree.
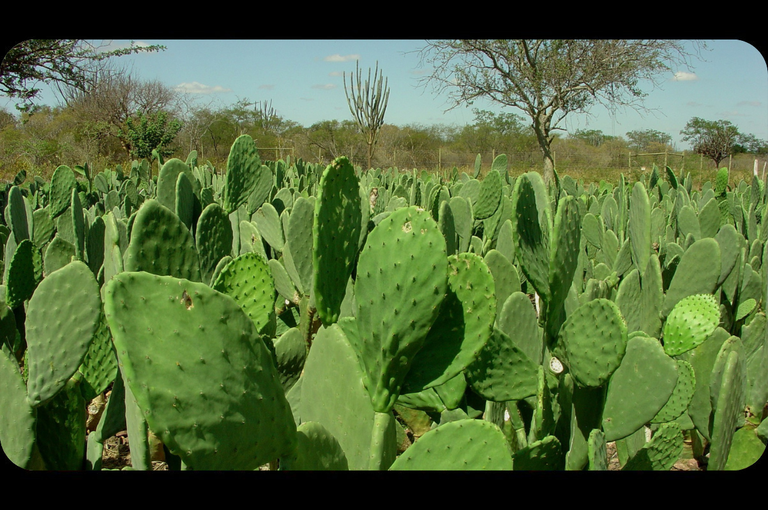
[418,39,705,183]
[344,60,390,170]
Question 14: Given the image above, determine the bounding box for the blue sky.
[3,39,767,150]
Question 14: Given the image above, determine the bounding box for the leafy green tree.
[418,39,704,183]
[0,39,165,111]
[733,132,768,156]
[626,129,672,153]
[680,117,743,168]
[118,110,181,161]
[569,129,613,148]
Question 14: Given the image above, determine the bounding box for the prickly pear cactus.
[389,418,513,470]
[313,156,362,326]
[211,252,277,338]
[554,298,627,388]
[403,252,495,393]
[662,293,719,356]
[25,260,101,407]
[223,134,262,214]
[103,271,297,470]
[601,336,679,442]
[124,199,202,282]
[354,205,447,413]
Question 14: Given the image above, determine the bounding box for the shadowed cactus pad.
[289,421,349,470]
[300,321,395,470]
[0,349,37,468]
[403,252,496,393]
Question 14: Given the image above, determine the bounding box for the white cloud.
[672,71,698,81]
[174,82,231,94]
[324,53,360,62]
[312,83,336,90]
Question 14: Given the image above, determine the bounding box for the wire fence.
[266,145,766,187]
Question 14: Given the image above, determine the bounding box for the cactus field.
[0,134,766,471]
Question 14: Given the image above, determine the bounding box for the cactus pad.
[313,157,362,326]
[601,336,679,442]
[212,252,276,338]
[104,271,297,470]
[662,293,719,356]
[389,418,513,470]
[25,260,101,407]
[354,205,447,413]
[124,199,202,282]
[556,298,627,388]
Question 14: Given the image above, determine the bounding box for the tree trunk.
[542,151,555,184]
[532,112,555,184]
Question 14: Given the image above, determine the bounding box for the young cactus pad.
[662,293,720,357]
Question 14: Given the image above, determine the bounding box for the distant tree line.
[2,93,766,182]
[1,44,766,180]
